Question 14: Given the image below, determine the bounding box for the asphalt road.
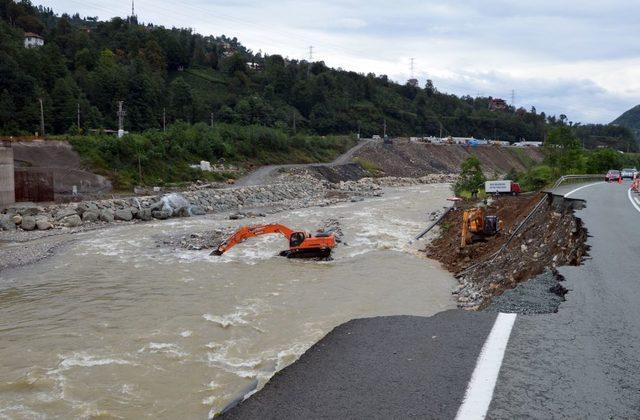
[234,139,373,186]
[489,180,640,418]
[222,311,497,419]
[222,180,640,419]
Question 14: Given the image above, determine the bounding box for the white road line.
[627,188,640,213]
[455,313,517,420]
[565,182,602,197]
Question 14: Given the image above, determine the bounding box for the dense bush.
[66,122,355,189]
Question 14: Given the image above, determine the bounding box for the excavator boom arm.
[212,224,297,255]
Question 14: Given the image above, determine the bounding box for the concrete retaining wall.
[0,143,15,207]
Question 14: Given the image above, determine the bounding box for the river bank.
[0,174,456,273]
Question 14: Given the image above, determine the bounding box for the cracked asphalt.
[489,180,640,418]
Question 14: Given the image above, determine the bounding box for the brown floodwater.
[0,184,456,419]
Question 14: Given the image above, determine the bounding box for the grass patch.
[354,157,384,177]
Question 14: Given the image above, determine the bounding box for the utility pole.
[210,112,214,128]
[38,98,45,137]
[117,101,125,138]
[77,103,80,129]
[383,118,387,138]
[162,107,166,132]
[292,111,296,133]
[307,46,313,78]
[357,121,361,139]
[511,89,515,109]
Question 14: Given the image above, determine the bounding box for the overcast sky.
[45,0,640,124]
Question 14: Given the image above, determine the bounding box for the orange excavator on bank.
[460,207,503,247]
[211,224,336,259]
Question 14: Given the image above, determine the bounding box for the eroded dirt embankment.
[352,141,543,178]
[425,194,588,311]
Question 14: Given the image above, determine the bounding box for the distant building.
[23,32,44,48]
[488,98,508,112]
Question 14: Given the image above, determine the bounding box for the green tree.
[454,156,486,195]
[168,76,193,122]
[585,148,622,174]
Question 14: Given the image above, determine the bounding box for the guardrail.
[455,174,603,278]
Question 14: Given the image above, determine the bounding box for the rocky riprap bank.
[0,173,457,234]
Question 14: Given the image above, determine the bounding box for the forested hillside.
[612,105,640,147]
[0,0,635,152]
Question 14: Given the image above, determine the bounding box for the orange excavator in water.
[211,224,336,259]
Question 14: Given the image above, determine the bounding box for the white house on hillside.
[24,32,44,48]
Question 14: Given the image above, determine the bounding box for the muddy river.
[0,184,456,418]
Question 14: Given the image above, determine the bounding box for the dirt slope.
[353,140,543,177]
[11,140,112,197]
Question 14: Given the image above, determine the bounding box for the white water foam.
[137,342,188,358]
[57,352,134,370]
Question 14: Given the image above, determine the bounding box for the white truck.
[485,180,521,195]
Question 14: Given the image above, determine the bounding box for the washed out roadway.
[223,180,640,418]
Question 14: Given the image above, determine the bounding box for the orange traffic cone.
[618,176,622,184]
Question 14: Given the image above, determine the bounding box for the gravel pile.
[485,270,568,314]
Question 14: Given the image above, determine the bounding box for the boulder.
[60,214,82,227]
[99,209,114,223]
[160,193,190,216]
[189,206,206,216]
[20,216,37,231]
[55,208,78,221]
[77,202,99,215]
[152,210,171,220]
[0,215,16,230]
[149,200,164,211]
[36,219,53,230]
[175,207,190,218]
[82,211,99,222]
[114,208,133,221]
[137,208,153,221]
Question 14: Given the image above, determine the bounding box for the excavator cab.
[289,232,306,248]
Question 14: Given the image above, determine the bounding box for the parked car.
[621,168,638,179]
[605,170,622,182]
